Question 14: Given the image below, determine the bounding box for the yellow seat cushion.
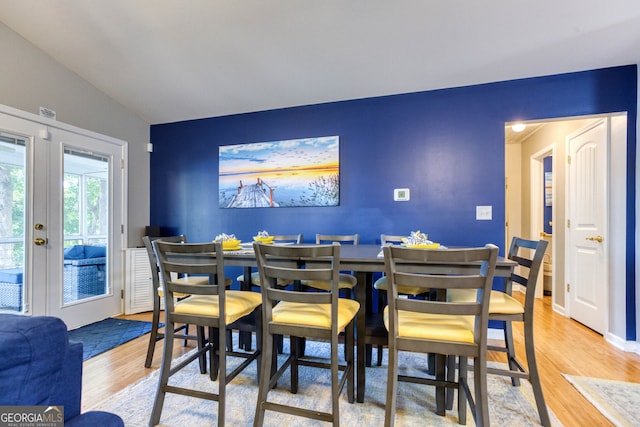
[174,290,262,324]
[373,276,426,296]
[272,299,360,332]
[383,306,475,344]
[447,289,524,315]
[301,273,357,291]
[236,271,292,287]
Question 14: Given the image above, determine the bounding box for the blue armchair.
[0,314,124,426]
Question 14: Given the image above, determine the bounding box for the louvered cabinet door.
[125,248,154,314]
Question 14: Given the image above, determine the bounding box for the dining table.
[223,243,517,404]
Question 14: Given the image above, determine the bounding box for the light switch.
[476,205,492,220]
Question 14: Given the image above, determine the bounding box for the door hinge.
[121,159,125,169]
[121,224,124,234]
[567,155,571,164]
[567,283,570,292]
[121,289,124,299]
[567,219,571,228]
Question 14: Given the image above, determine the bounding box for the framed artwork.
[219,136,339,208]
[545,171,553,206]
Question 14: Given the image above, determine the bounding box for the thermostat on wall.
[394,188,410,201]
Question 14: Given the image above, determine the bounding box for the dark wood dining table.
[223,243,517,404]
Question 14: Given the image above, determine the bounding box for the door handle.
[34,237,48,246]
[586,235,603,243]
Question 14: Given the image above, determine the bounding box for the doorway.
[505,113,627,337]
[0,106,126,329]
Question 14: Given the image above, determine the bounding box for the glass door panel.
[0,132,27,313]
[62,149,109,304]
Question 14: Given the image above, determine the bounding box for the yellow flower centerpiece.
[215,233,241,250]
[402,230,440,249]
[253,230,274,244]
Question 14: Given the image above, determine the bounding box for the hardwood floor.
[82,296,640,426]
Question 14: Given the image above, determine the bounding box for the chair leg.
[524,321,551,427]
[383,339,398,427]
[472,353,490,427]
[197,326,207,374]
[149,318,175,426]
[291,336,299,394]
[346,321,355,403]
[253,324,273,427]
[365,343,373,367]
[446,355,456,410]
[217,325,227,427]
[210,327,220,381]
[183,323,189,347]
[435,353,447,416]
[503,320,520,386]
[145,299,162,368]
[376,345,383,366]
[331,335,340,427]
[458,356,467,425]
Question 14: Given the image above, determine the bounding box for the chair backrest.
[507,237,548,315]
[384,244,498,355]
[254,242,342,335]
[271,234,303,244]
[380,234,411,245]
[316,233,359,245]
[142,235,187,292]
[153,241,225,322]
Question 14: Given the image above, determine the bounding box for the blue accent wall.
[150,65,637,339]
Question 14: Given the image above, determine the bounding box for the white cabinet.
[124,248,154,314]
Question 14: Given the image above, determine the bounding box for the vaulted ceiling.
[1,1,639,124]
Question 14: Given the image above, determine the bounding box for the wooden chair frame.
[142,235,204,369]
[253,242,359,427]
[149,241,262,427]
[487,237,551,426]
[384,244,498,427]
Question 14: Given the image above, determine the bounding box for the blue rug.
[68,318,155,360]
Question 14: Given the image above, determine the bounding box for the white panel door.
[566,119,608,334]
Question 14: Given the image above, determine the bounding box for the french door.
[0,106,126,329]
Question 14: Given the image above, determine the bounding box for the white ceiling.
[1,1,640,125]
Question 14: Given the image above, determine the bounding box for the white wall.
[0,22,150,247]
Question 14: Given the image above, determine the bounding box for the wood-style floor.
[81,296,640,426]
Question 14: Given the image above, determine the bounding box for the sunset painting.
[219,136,339,208]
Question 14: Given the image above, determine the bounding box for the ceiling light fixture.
[511,123,526,132]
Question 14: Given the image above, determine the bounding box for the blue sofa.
[0,314,124,426]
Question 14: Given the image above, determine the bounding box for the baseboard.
[606,331,640,353]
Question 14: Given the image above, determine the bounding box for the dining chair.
[301,233,359,295]
[142,235,208,369]
[383,244,498,427]
[236,233,303,288]
[236,233,304,354]
[149,241,262,427]
[367,234,431,366]
[447,237,551,426]
[253,242,360,427]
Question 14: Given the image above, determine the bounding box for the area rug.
[564,374,640,427]
[68,318,155,360]
[94,340,562,426]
